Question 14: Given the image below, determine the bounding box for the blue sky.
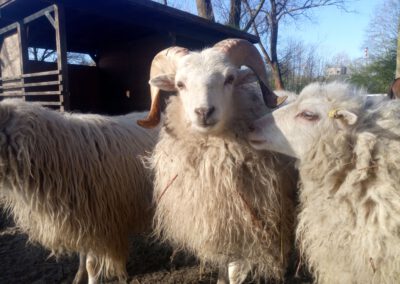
[279,0,381,60]
[156,0,386,60]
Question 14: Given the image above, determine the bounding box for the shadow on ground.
[0,210,311,284]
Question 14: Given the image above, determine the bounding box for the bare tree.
[329,52,351,67]
[196,0,215,21]
[243,0,265,32]
[28,47,95,66]
[396,18,400,78]
[280,38,325,91]
[153,0,348,90]
[364,0,399,57]
[29,47,56,62]
[228,0,241,28]
[242,0,347,90]
[349,0,398,93]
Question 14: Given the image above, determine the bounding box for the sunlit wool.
[295,84,400,283]
[0,99,158,281]
[147,82,296,281]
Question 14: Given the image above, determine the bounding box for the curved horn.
[137,47,189,128]
[214,38,286,108]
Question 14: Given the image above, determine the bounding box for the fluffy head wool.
[147,83,296,280]
[0,99,158,280]
[296,83,400,283]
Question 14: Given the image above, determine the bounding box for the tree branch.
[243,0,272,65]
[243,0,266,32]
[40,49,56,61]
[278,0,347,21]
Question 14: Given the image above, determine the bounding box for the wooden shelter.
[0,0,257,114]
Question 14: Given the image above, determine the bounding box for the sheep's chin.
[191,121,223,134]
[248,139,268,150]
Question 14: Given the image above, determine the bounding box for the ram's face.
[150,50,257,134]
[175,56,239,133]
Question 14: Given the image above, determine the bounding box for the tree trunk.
[228,0,241,28]
[268,0,285,90]
[271,62,284,90]
[33,47,39,61]
[196,0,215,22]
[396,19,400,78]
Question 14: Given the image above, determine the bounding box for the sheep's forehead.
[295,96,330,114]
[297,85,331,109]
[300,82,356,100]
[298,82,364,112]
[177,50,233,80]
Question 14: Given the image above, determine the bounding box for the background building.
[0,0,257,114]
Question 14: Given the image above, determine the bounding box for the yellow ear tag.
[328,109,339,119]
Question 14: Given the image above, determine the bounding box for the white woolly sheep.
[138,39,297,283]
[0,99,158,284]
[249,81,400,283]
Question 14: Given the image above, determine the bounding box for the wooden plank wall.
[0,32,21,82]
[98,34,174,114]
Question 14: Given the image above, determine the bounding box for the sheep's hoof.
[72,269,88,284]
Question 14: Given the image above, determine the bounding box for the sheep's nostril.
[195,107,215,120]
[207,106,215,117]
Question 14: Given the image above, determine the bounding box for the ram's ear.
[149,74,176,91]
[336,110,358,125]
[236,69,257,86]
[329,109,358,129]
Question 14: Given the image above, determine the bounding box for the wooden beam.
[29,101,62,106]
[0,93,23,97]
[54,3,69,111]
[0,70,60,81]
[22,70,60,78]
[0,22,17,36]
[0,84,21,90]
[0,91,61,96]
[45,11,56,29]
[0,0,16,9]
[21,81,61,87]
[24,91,61,95]
[17,21,28,96]
[22,5,56,25]
[0,80,61,89]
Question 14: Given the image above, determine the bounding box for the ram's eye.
[297,110,319,121]
[224,75,235,85]
[176,81,185,89]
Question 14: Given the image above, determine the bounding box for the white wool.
[0,99,158,281]
[148,82,296,281]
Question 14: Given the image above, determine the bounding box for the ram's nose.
[249,114,274,134]
[195,107,215,121]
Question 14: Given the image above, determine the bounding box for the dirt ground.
[0,212,311,284]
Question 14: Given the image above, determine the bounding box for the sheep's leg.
[217,263,229,284]
[228,260,251,284]
[86,253,100,284]
[72,252,88,284]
